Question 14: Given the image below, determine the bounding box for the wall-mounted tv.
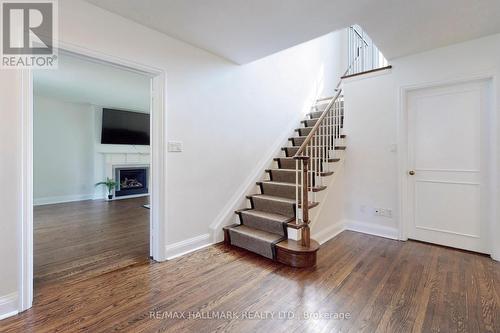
[101,108,150,145]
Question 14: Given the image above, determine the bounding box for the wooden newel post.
[301,158,311,247]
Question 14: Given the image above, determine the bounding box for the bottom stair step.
[224,224,285,260]
[275,239,320,268]
[236,209,291,236]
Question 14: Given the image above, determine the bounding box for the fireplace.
[114,166,149,197]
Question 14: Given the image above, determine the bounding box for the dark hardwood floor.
[34,197,150,285]
[1,231,499,332]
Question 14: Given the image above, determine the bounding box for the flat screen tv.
[101,108,150,145]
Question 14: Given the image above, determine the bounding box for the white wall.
[342,33,500,258]
[343,73,399,239]
[311,161,347,244]
[33,97,151,203]
[33,96,95,205]
[0,0,345,311]
[0,70,21,306]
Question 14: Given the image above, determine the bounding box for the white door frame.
[18,41,168,312]
[397,72,497,256]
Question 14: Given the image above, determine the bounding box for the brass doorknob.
[409,170,415,176]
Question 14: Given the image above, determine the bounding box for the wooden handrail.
[341,65,392,80]
[293,44,367,159]
[351,26,369,46]
[316,96,335,102]
[293,89,342,158]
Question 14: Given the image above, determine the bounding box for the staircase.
[222,27,387,268]
[223,94,346,267]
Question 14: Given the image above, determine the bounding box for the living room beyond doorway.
[33,52,152,286]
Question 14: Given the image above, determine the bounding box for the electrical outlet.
[374,208,393,218]
[168,141,183,152]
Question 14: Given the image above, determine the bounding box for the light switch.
[168,141,183,152]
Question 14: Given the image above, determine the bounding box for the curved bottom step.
[275,239,320,268]
[224,225,319,268]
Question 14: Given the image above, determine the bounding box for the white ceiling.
[34,52,151,112]
[85,0,500,64]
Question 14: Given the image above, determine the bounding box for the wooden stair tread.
[286,221,305,229]
[276,239,320,253]
[298,201,319,209]
[312,185,327,192]
[257,181,327,192]
[246,194,319,209]
[265,168,334,177]
[284,145,347,150]
[295,127,314,131]
[274,157,340,163]
[235,208,293,223]
[289,134,346,141]
[246,194,294,203]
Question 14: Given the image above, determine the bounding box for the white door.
[407,80,490,253]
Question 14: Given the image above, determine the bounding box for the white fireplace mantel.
[94,146,151,200]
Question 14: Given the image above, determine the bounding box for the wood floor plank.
[1,230,499,333]
[33,197,150,285]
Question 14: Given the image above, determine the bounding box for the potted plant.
[95,177,118,200]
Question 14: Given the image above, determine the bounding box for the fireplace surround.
[114,166,149,198]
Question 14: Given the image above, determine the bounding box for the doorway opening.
[19,47,167,311]
[32,51,152,285]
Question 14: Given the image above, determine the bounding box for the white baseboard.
[0,293,18,321]
[33,194,95,206]
[344,219,399,240]
[312,222,345,245]
[165,233,212,260]
[108,193,150,201]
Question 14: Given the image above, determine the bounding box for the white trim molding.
[345,220,399,240]
[397,71,497,242]
[19,69,34,312]
[397,72,499,261]
[165,234,212,260]
[19,43,168,313]
[0,293,18,321]
[34,194,96,206]
[312,222,345,245]
[150,71,168,261]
